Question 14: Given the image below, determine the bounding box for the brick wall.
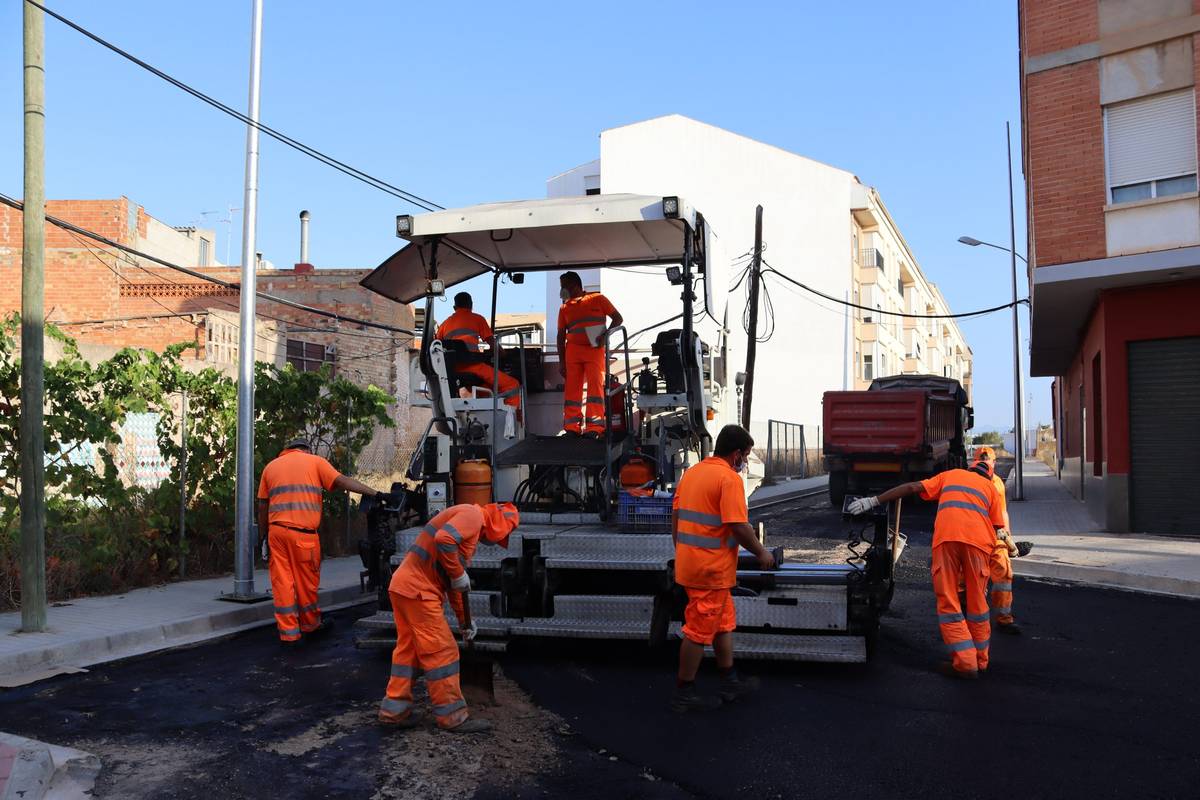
[1025,60,1109,266]
[1023,0,1099,58]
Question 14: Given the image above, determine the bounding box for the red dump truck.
[822,375,973,506]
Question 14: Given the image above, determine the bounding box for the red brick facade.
[1025,61,1108,267]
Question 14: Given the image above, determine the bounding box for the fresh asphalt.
[3,493,1198,798]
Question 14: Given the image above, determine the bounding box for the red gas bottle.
[606,374,628,437]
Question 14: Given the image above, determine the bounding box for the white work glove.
[450,572,471,592]
[847,496,880,516]
[260,538,270,563]
[461,620,478,642]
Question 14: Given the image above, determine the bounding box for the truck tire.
[828,470,848,507]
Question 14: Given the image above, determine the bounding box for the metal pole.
[179,389,188,579]
[344,403,352,543]
[231,0,265,599]
[765,422,773,479]
[20,1,47,632]
[1007,122,1025,500]
[741,206,763,430]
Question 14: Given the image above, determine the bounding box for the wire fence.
[760,420,824,482]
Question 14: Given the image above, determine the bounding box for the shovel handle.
[460,590,473,650]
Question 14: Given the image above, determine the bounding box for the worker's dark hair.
[714,424,754,457]
[453,291,472,309]
[560,271,583,289]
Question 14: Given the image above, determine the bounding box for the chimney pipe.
[299,209,310,265]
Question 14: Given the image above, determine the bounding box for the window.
[287,339,335,373]
[1106,89,1197,205]
[198,237,211,266]
[861,285,873,323]
[879,352,888,377]
[863,354,873,381]
[897,278,904,297]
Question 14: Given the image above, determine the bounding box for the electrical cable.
[24,0,443,212]
[0,194,415,337]
[761,261,1028,319]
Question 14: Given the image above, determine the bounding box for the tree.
[973,431,1003,446]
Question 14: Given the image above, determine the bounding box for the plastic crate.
[616,492,673,533]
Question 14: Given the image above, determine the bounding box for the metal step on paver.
[670,625,866,663]
[518,513,602,527]
[540,531,673,571]
[509,595,656,639]
[354,634,507,654]
[391,528,524,570]
[353,592,510,638]
[733,587,848,632]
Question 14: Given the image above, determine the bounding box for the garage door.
[1128,336,1200,535]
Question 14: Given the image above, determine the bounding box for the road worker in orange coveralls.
[848,458,1006,679]
[379,502,519,733]
[257,438,394,644]
[556,271,622,438]
[671,424,776,712]
[436,291,521,410]
[974,446,1023,635]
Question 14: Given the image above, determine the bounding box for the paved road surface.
[3,494,1197,798]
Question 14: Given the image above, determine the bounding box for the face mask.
[734,453,749,474]
[560,288,571,302]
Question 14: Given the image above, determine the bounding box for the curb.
[750,486,827,510]
[1013,559,1200,600]
[0,583,373,684]
[0,733,100,800]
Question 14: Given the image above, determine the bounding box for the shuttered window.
[1105,89,1197,203]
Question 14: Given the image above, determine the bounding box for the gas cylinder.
[619,454,656,493]
[454,459,492,506]
[607,375,628,437]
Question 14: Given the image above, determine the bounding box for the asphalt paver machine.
[354,194,901,662]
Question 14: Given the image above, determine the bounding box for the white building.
[545,115,971,438]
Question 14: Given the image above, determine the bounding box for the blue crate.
[617,492,673,533]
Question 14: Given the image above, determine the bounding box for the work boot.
[996,622,1023,636]
[670,684,722,713]
[445,718,492,734]
[306,619,334,638]
[583,431,601,440]
[378,710,424,729]
[719,673,761,703]
[937,662,980,681]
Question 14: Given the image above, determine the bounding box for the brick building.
[1020,0,1200,534]
[0,198,420,471]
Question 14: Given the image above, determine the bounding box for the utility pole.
[741,205,763,431]
[1007,122,1026,500]
[227,0,268,602]
[20,0,47,632]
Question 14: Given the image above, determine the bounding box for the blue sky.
[0,0,1046,431]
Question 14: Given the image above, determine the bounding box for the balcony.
[859,248,885,269]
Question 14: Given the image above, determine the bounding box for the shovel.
[459,591,495,701]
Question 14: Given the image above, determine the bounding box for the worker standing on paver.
[974,446,1023,635]
[436,292,521,410]
[379,502,519,733]
[556,271,622,438]
[671,424,776,711]
[848,459,1006,679]
[257,438,394,644]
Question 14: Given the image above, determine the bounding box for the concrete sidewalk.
[1007,459,1200,599]
[0,556,371,686]
[750,474,828,508]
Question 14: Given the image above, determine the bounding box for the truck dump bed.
[823,390,940,455]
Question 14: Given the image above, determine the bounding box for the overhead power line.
[0,194,414,337]
[23,0,443,213]
[761,262,1028,320]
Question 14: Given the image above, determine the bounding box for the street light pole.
[1006,121,1025,500]
[228,0,268,601]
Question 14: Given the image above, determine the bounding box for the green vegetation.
[0,315,393,609]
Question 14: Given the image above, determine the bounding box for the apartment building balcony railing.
[859,248,885,269]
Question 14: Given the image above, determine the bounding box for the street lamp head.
[958,236,983,246]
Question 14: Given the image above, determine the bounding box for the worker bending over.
[671,424,776,711]
[974,446,1023,635]
[556,271,622,438]
[436,292,521,409]
[848,458,1006,679]
[379,502,519,733]
[257,438,395,644]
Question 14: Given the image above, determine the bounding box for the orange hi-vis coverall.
[558,292,616,434]
[436,308,520,409]
[257,449,342,641]
[672,457,748,645]
[381,504,482,729]
[989,473,1015,625]
[920,469,1007,674]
